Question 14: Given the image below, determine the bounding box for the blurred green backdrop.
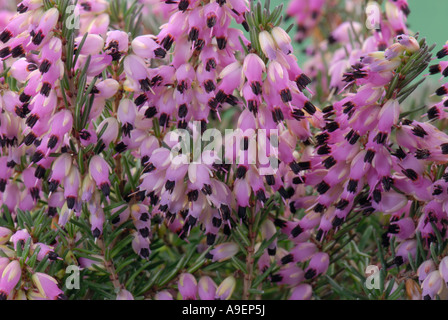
[265,0,448,48]
[259,0,448,106]
[408,0,448,48]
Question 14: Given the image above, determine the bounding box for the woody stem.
[243,207,256,300]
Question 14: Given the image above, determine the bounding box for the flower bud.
[118,99,137,137]
[259,30,277,60]
[32,243,58,261]
[417,260,436,283]
[178,273,197,300]
[0,227,12,245]
[421,270,443,300]
[289,284,312,300]
[131,231,150,259]
[198,276,217,300]
[81,174,95,202]
[10,229,30,251]
[47,110,73,149]
[384,43,406,60]
[49,153,72,193]
[155,290,173,300]
[304,252,330,279]
[63,166,80,209]
[10,58,36,82]
[380,99,400,126]
[31,8,58,46]
[396,35,420,53]
[75,34,104,56]
[0,260,21,300]
[394,240,417,266]
[388,217,415,240]
[90,208,105,239]
[58,202,73,227]
[215,276,236,300]
[89,155,111,198]
[78,255,106,271]
[32,272,65,300]
[132,35,166,59]
[439,256,448,284]
[106,30,129,54]
[97,117,120,149]
[406,278,422,300]
[271,27,293,55]
[92,81,118,101]
[207,242,239,262]
[261,220,277,255]
[116,289,134,300]
[0,257,9,275]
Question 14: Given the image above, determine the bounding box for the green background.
[262,0,448,106]
[407,0,448,48]
[266,0,448,49]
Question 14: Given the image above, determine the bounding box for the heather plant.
[0,0,447,301]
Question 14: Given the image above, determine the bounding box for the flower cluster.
[154,272,236,300]
[0,227,64,300]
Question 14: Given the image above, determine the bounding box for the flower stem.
[243,207,256,300]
